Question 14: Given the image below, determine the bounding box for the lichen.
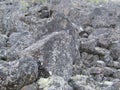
[20,0,29,11]
[37,76,53,90]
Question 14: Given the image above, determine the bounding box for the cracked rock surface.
[0,0,120,90]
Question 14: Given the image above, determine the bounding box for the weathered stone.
[37,75,72,90]
[90,67,103,75]
[113,61,120,69]
[103,67,115,77]
[21,31,77,81]
[94,47,110,56]
[96,60,106,67]
[110,43,120,60]
[0,9,4,33]
[97,37,112,49]
[113,70,120,78]
[69,75,95,90]
[0,34,7,48]
[21,83,38,90]
[80,39,97,54]
[104,81,120,90]
[0,57,45,90]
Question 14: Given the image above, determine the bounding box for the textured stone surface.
[37,76,73,90]
[0,58,39,90]
[0,0,120,90]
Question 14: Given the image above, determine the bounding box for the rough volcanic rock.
[0,58,42,90]
[0,0,120,90]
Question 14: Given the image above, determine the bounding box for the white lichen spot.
[37,76,53,90]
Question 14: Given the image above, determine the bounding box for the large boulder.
[0,57,45,90]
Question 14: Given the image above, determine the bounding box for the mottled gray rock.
[113,70,120,78]
[94,47,109,56]
[103,67,115,77]
[21,31,78,81]
[0,34,7,48]
[37,76,73,90]
[0,58,43,90]
[21,83,38,90]
[80,39,97,54]
[90,67,103,75]
[97,37,112,49]
[113,61,120,69]
[0,9,4,33]
[0,0,120,90]
[96,60,106,67]
[110,43,120,60]
[68,75,95,90]
[104,81,120,90]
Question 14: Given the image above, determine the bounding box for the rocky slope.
[0,0,120,90]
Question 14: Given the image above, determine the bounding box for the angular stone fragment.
[110,43,120,60]
[21,31,77,81]
[80,39,97,54]
[37,76,72,90]
[103,67,115,77]
[21,83,38,90]
[94,47,110,56]
[113,70,120,78]
[0,58,42,90]
[104,81,120,90]
[90,67,103,75]
[96,60,106,67]
[69,75,95,90]
[0,34,7,48]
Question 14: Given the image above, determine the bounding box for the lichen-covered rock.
[0,0,120,90]
[68,75,96,90]
[21,31,78,81]
[37,75,72,90]
[21,83,38,90]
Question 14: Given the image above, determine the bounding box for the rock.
[21,31,78,81]
[103,67,115,77]
[94,47,110,56]
[21,83,38,90]
[19,13,80,81]
[0,48,7,61]
[8,32,34,47]
[104,54,114,67]
[0,9,4,33]
[113,61,120,69]
[84,26,95,35]
[0,0,120,90]
[37,75,72,90]
[110,43,120,60]
[0,57,47,90]
[96,60,106,67]
[97,37,112,49]
[90,7,117,28]
[81,52,97,67]
[0,34,7,48]
[7,32,34,61]
[90,67,103,75]
[68,75,95,90]
[113,70,120,78]
[103,81,114,86]
[80,39,97,54]
[104,81,120,90]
